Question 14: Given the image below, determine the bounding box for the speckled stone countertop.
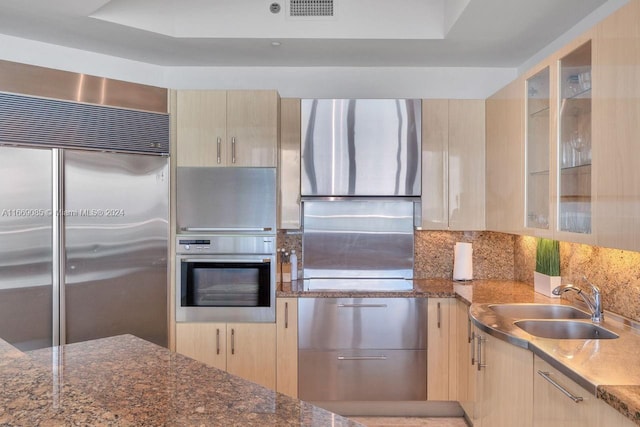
[0,334,362,426]
[278,279,640,426]
[277,278,457,298]
[458,280,640,427]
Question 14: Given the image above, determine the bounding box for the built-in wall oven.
[175,235,276,323]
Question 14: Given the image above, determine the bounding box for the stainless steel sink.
[489,303,590,319]
[514,320,619,340]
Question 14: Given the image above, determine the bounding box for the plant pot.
[534,271,562,298]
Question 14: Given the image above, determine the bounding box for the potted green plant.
[534,238,561,297]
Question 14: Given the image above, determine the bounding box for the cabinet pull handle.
[437,302,441,329]
[337,356,387,361]
[216,137,222,164]
[467,316,472,343]
[477,335,486,371]
[216,328,220,355]
[471,331,476,365]
[285,302,289,329]
[538,371,584,403]
[231,328,235,355]
[337,304,388,308]
[231,137,236,163]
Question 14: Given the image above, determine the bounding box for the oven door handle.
[181,227,273,232]
[179,258,272,263]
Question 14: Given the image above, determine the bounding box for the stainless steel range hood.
[301,99,421,197]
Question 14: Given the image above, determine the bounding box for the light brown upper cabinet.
[524,65,553,238]
[485,77,525,235]
[556,39,594,244]
[421,99,485,230]
[279,99,301,229]
[176,90,279,167]
[592,0,640,252]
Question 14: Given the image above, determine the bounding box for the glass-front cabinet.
[558,41,592,235]
[525,67,551,231]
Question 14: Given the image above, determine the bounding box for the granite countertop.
[277,278,640,426]
[460,280,640,427]
[277,278,457,298]
[0,334,362,426]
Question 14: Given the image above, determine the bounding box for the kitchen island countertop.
[0,334,362,426]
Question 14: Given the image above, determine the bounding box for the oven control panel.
[176,235,274,255]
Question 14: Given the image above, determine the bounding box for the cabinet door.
[481,334,533,427]
[427,298,451,400]
[486,77,525,234]
[448,100,485,230]
[227,322,277,389]
[557,40,594,242]
[454,300,472,410]
[525,65,553,235]
[593,0,640,252]
[533,355,597,427]
[175,322,227,370]
[276,298,298,397]
[279,99,301,229]
[176,90,227,167]
[226,90,279,167]
[421,99,449,230]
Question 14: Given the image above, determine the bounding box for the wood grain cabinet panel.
[279,99,301,229]
[485,77,525,235]
[176,90,279,167]
[421,99,485,230]
[592,0,640,252]
[427,298,451,400]
[276,298,298,397]
[175,322,276,390]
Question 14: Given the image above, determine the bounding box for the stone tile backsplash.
[278,228,640,323]
[414,231,516,280]
[515,235,640,323]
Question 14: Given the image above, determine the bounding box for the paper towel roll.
[453,242,473,281]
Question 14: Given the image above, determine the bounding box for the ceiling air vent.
[289,0,334,17]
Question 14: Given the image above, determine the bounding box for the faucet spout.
[552,279,603,323]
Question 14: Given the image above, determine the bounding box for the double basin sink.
[489,303,618,340]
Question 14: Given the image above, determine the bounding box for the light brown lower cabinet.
[427,298,452,400]
[175,322,276,389]
[458,318,533,427]
[534,356,635,427]
[276,298,298,397]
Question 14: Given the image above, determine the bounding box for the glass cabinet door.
[526,67,551,229]
[558,41,592,234]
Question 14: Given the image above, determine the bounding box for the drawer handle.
[216,328,220,355]
[537,370,584,403]
[477,336,486,371]
[337,356,387,361]
[337,304,388,308]
[231,328,235,355]
[216,137,221,164]
[437,301,441,329]
[285,302,289,329]
[231,136,236,163]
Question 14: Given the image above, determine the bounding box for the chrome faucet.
[552,277,603,323]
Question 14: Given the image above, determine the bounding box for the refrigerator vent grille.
[0,92,169,154]
[289,0,334,17]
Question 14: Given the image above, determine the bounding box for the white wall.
[0,34,516,99]
[0,34,165,87]
[163,66,516,99]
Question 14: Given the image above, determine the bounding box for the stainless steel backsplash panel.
[301,99,421,197]
[302,199,414,280]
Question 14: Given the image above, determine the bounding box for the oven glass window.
[181,262,270,307]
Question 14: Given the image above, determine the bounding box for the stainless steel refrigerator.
[0,146,168,350]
